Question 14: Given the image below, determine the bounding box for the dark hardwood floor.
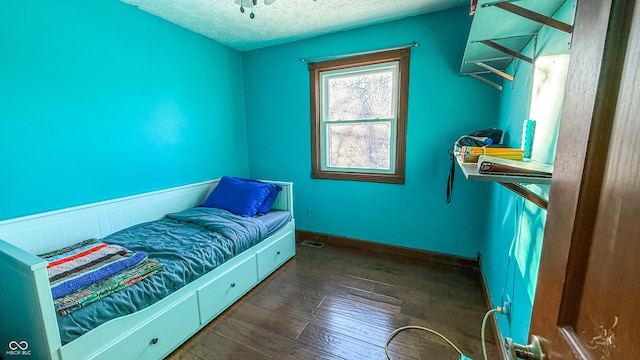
[166,242,501,360]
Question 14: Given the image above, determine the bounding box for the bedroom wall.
[0,0,249,221]
[242,7,501,258]
[480,0,575,345]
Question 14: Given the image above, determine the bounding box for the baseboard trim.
[478,260,509,360]
[295,230,478,269]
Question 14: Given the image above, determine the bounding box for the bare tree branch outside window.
[326,71,394,169]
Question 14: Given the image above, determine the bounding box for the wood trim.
[528,0,638,356]
[556,0,634,328]
[310,170,404,184]
[295,229,478,269]
[308,48,410,184]
[310,64,321,180]
[394,48,409,185]
[530,0,611,340]
[529,0,610,341]
[307,47,409,72]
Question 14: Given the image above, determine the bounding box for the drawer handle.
[230,282,236,288]
[276,251,281,255]
[150,338,159,345]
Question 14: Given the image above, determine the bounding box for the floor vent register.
[300,240,325,248]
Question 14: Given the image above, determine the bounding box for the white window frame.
[319,62,399,174]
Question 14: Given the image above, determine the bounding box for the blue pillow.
[202,176,273,217]
[235,178,282,215]
[258,184,281,215]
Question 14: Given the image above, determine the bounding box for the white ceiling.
[120,0,468,51]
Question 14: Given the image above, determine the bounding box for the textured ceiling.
[120,0,468,51]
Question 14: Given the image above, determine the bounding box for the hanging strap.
[446,148,455,204]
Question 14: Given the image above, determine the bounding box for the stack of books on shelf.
[456,146,525,163]
[477,155,553,178]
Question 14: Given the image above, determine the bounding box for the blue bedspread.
[56,207,268,344]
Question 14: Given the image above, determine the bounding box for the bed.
[0,178,295,360]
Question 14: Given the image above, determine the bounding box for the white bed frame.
[0,179,295,360]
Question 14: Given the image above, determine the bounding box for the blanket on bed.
[54,259,164,315]
[39,239,152,300]
[56,207,271,343]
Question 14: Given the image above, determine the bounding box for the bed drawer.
[89,293,199,360]
[197,255,258,323]
[256,230,295,280]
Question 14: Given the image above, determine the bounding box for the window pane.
[327,70,394,121]
[327,122,391,170]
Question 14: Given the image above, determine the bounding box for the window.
[309,48,410,184]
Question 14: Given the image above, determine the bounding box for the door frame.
[529,0,636,357]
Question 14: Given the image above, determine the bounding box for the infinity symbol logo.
[8,340,29,351]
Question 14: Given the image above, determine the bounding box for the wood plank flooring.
[166,242,501,360]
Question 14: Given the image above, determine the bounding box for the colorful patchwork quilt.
[39,239,163,315]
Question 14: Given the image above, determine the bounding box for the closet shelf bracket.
[477,39,533,64]
[468,72,503,91]
[499,182,548,210]
[455,156,550,210]
[484,1,574,34]
[460,0,574,91]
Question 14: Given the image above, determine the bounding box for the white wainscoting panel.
[0,181,215,254]
[0,179,293,255]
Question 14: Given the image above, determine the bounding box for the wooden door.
[529,0,640,359]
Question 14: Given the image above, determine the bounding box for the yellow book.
[459,147,524,163]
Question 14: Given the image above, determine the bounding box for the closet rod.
[474,61,514,81]
[299,42,419,63]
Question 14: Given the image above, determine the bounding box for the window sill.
[311,171,404,184]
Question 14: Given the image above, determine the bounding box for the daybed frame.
[0,179,295,360]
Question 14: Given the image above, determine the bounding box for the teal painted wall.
[0,0,248,221]
[242,8,501,258]
[481,0,576,344]
[0,0,578,344]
